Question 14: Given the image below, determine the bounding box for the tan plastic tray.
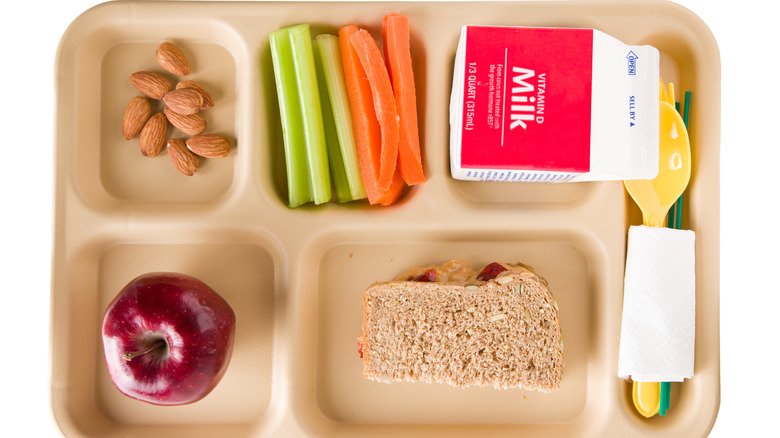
[50,1,720,437]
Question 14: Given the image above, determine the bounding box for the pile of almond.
[121,42,230,175]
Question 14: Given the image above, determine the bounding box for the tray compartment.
[64,9,246,209]
[55,237,277,436]
[291,226,610,435]
[98,41,237,202]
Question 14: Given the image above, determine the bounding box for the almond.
[121,96,151,140]
[164,107,206,136]
[167,138,199,175]
[186,134,231,158]
[138,113,167,157]
[163,88,203,115]
[130,71,173,100]
[176,80,215,109]
[156,42,191,76]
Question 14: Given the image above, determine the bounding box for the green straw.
[675,91,690,231]
[660,382,671,415]
[660,90,691,416]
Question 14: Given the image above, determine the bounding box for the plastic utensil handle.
[633,381,661,418]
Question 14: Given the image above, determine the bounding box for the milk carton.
[450,25,660,182]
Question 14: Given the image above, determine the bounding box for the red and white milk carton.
[450,25,660,182]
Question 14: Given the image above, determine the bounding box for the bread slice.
[358,260,563,392]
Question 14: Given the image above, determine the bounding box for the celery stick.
[269,24,331,206]
[314,40,353,203]
[315,34,367,201]
[288,24,331,205]
[270,27,311,207]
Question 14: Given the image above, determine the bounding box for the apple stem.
[122,338,167,361]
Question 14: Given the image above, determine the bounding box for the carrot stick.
[348,28,399,191]
[339,26,404,205]
[383,13,426,185]
[339,25,383,204]
[379,167,405,206]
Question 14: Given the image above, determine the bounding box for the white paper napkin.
[618,225,696,382]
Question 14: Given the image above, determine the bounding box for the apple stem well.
[122,338,168,361]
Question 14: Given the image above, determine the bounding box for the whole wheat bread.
[358,260,563,392]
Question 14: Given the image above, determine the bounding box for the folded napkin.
[618,225,695,382]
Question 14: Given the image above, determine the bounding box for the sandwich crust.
[358,260,563,392]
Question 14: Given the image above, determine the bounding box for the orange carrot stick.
[383,13,426,185]
[339,26,384,204]
[348,28,400,191]
[378,167,405,206]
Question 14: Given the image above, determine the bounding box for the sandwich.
[358,259,563,392]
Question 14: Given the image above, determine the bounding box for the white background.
[1,0,773,436]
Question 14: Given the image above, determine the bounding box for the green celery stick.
[269,24,331,206]
[314,40,353,203]
[270,27,311,207]
[315,34,367,201]
[289,25,331,205]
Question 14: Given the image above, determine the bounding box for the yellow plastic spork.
[624,82,691,227]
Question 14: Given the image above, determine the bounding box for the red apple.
[101,272,236,406]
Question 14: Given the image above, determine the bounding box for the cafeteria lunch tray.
[50,1,720,436]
